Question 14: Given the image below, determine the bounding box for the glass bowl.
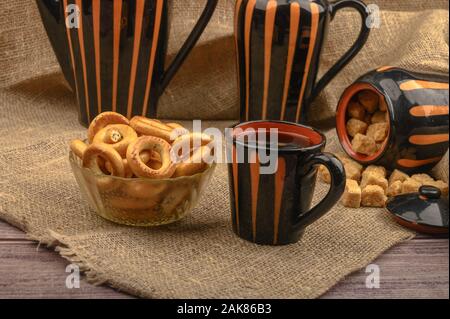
[69,151,216,227]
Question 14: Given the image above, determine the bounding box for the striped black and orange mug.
[228,121,345,245]
[336,67,449,174]
[235,0,371,124]
[37,0,218,126]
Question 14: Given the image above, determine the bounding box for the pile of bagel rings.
[70,112,214,180]
[69,112,215,225]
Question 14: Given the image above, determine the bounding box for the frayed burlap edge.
[20,224,414,300]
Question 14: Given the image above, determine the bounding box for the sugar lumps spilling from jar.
[346,90,389,157]
[318,153,448,209]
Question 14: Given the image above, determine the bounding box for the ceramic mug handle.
[160,0,219,92]
[295,153,346,228]
[310,0,371,101]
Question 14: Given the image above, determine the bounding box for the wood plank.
[0,220,448,298]
[0,221,28,240]
[323,239,449,299]
[0,241,133,299]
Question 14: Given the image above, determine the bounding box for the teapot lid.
[386,186,449,235]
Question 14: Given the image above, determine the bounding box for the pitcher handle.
[310,0,371,102]
[160,0,219,92]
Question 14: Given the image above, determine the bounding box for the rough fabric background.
[1,0,448,121]
[0,0,448,298]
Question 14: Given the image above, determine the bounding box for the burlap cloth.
[0,0,448,298]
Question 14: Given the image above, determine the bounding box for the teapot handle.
[310,0,371,102]
[160,0,219,93]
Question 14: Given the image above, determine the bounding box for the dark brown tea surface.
[235,131,312,150]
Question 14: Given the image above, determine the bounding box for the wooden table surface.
[0,220,448,299]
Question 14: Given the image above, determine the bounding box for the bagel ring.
[82,144,125,177]
[171,132,213,163]
[166,122,190,136]
[166,122,185,130]
[104,150,160,178]
[70,139,109,173]
[70,139,88,159]
[160,184,191,215]
[105,159,134,178]
[122,180,167,199]
[88,112,130,143]
[173,145,213,178]
[83,144,125,191]
[93,124,138,157]
[130,116,174,142]
[126,136,176,179]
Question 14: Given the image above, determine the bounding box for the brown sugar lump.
[342,179,362,208]
[362,185,388,207]
[358,90,379,113]
[347,101,366,120]
[387,180,403,197]
[389,169,409,185]
[363,165,387,178]
[346,118,368,137]
[402,178,422,194]
[428,180,449,197]
[318,165,331,184]
[411,174,434,184]
[334,152,351,162]
[340,156,363,182]
[351,133,377,156]
[319,160,363,184]
[345,163,362,182]
[371,111,387,124]
[366,123,388,142]
[340,156,364,172]
[361,172,389,193]
[319,154,363,184]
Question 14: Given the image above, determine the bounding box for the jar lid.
[386,186,449,234]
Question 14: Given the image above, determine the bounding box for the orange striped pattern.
[262,0,277,120]
[398,157,442,168]
[63,0,80,106]
[273,157,286,245]
[244,0,257,121]
[93,0,101,114]
[296,2,319,122]
[280,2,300,121]
[409,134,449,145]
[377,66,394,72]
[249,151,260,242]
[112,0,123,112]
[410,105,449,117]
[400,80,449,91]
[142,0,163,116]
[75,0,90,122]
[127,0,146,118]
[232,145,240,235]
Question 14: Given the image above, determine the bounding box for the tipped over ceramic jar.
[336,67,449,174]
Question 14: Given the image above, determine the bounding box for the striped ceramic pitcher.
[235,0,371,123]
[37,0,218,126]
